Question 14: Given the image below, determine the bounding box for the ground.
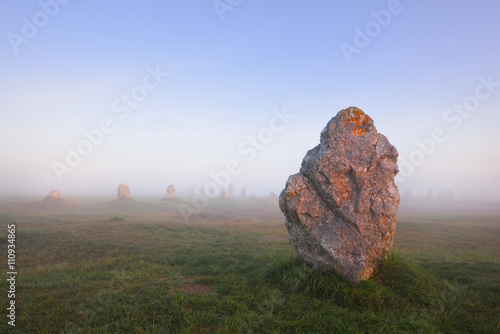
[0,196,498,333]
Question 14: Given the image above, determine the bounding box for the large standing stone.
[164,185,177,199]
[117,183,131,200]
[279,107,400,285]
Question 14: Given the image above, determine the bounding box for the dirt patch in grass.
[178,276,213,294]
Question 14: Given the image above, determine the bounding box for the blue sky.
[0,0,499,198]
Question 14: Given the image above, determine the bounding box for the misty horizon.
[1,1,499,200]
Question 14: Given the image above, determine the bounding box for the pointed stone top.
[338,107,373,136]
[321,107,375,142]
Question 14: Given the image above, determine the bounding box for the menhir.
[42,190,66,207]
[117,183,131,200]
[279,107,400,285]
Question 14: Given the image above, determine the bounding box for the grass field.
[0,197,499,333]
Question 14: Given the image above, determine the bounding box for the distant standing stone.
[241,187,247,197]
[279,107,400,285]
[220,188,229,199]
[165,185,176,199]
[47,190,62,199]
[43,190,65,206]
[117,183,131,199]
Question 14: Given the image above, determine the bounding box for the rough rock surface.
[43,190,66,206]
[117,183,131,200]
[241,187,247,197]
[164,185,176,199]
[279,107,400,285]
[220,188,229,199]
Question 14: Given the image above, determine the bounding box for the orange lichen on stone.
[286,188,300,200]
[340,107,372,136]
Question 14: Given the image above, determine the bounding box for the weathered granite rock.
[117,183,131,200]
[43,190,66,207]
[220,188,229,199]
[164,185,176,199]
[241,186,247,197]
[279,107,400,285]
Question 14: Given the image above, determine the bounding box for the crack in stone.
[301,172,362,236]
[347,166,361,213]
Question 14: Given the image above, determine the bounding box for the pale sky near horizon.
[0,0,499,198]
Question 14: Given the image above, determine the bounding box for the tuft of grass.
[262,255,383,310]
[374,251,440,306]
[261,250,499,332]
[262,252,459,312]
